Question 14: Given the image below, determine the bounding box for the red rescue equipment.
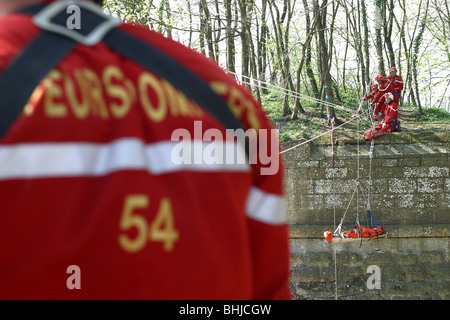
[324,225,385,243]
[364,129,387,141]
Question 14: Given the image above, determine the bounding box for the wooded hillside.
[102,0,450,123]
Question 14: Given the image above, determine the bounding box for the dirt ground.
[397,109,450,133]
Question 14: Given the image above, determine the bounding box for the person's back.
[0,0,291,299]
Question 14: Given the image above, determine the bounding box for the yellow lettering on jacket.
[138,72,167,123]
[44,70,67,117]
[82,69,109,119]
[103,65,132,118]
[38,65,217,124]
[65,71,89,119]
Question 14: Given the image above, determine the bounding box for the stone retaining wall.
[282,131,450,299]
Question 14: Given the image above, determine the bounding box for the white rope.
[334,246,338,300]
[279,116,357,154]
[333,186,358,235]
[356,111,361,246]
[228,71,359,115]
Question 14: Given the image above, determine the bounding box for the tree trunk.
[314,0,339,125]
[258,0,269,94]
[239,2,250,87]
[200,0,216,61]
[375,0,386,77]
[291,0,320,119]
[199,1,206,56]
[224,0,236,74]
[384,0,396,68]
[268,0,294,117]
[362,0,371,85]
[412,0,429,114]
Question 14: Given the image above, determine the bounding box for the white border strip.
[0,138,250,180]
[246,187,287,225]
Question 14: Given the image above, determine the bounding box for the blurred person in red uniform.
[386,67,403,105]
[0,0,291,299]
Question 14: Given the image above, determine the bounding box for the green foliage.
[261,88,450,143]
[413,107,450,123]
[338,91,360,110]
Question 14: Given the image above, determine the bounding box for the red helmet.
[375,75,384,82]
[389,67,397,73]
[384,92,394,101]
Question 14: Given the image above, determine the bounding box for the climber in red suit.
[386,67,403,105]
[371,75,395,121]
[364,75,395,121]
[374,92,399,133]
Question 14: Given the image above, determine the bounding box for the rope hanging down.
[324,83,386,244]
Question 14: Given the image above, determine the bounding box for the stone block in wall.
[388,178,417,194]
[382,158,399,167]
[313,180,333,194]
[309,145,327,160]
[361,177,388,194]
[281,145,311,168]
[428,262,450,281]
[295,160,321,168]
[438,281,450,300]
[391,207,435,225]
[404,166,450,178]
[323,193,356,213]
[291,281,335,300]
[403,143,449,156]
[399,157,422,167]
[335,145,360,158]
[365,250,396,265]
[374,167,405,179]
[293,167,326,180]
[290,264,321,282]
[403,264,428,282]
[421,155,448,167]
[384,281,434,299]
[373,144,405,157]
[292,179,314,195]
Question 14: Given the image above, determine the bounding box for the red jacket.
[375,96,399,124]
[0,4,291,300]
[363,88,378,103]
[364,80,394,105]
[383,100,399,124]
[373,81,395,117]
[372,81,394,105]
[386,74,404,95]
